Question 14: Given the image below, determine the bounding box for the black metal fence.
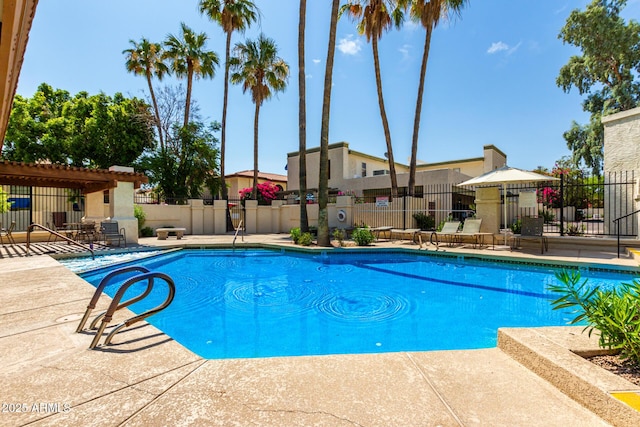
[1,186,85,232]
[350,171,637,237]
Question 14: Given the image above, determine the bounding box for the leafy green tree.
[123,38,170,149]
[0,188,12,213]
[229,34,289,199]
[404,0,468,196]
[317,0,341,247]
[557,0,640,174]
[164,23,220,127]
[340,0,405,200]
[3,83,155,168]
[198,0,260,206]
[140,121,220,200]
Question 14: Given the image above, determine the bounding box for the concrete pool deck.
[2,234,640,426]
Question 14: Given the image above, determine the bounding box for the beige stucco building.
[225,170,287,200]
[286,142,507,195]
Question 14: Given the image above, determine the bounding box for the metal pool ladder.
[76,266,176,349]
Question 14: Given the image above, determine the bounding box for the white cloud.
[507,41,522,56]
[305,73,312,79]
[398,44,411,61]
[337,35,362,55]
[487,41,509,54]
[312,59,321,64]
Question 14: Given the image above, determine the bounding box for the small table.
[370,226,393,241]
[156,228,186,240]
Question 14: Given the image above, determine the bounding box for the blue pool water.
[78,249,636,359]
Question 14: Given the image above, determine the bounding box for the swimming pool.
[79,249,636,359]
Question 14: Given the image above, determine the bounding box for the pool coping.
[499,327,640,427]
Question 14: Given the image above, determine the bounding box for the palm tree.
[198,0,259,206]
[123,38,169,150]
[405,0,468,196]
[298,0,309,233]
[164,22,220,127]
[318,0,341,247]
[229,34,289,199]
[340,0,404,200]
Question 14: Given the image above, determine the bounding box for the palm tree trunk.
[184,63,193,127]
[298,0,309,233]
[253,101,260,200]
[146,72,164,150]
[409,27,433,196]
[371,37,398,200]
[318,0,340,247]
[222,32,234,231]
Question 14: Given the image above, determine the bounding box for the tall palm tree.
[123,38,169,150]
[229,34,289,199]
[406,0,468,196]
[298,0,309,232]
[198,0,259,205]
[340,0,404,200]
[164,22,220,127]
[318,0,341,247]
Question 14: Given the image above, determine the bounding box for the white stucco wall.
[602,107,640,173]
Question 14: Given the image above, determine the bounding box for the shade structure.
[457,166,559,245]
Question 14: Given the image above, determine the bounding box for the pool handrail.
[233,219,244,247]
[26,222,95,259]
[90,271,176,349]
[76,265,151,333]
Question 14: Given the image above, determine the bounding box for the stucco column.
[213,200,227,234]
[334,195,353,229]
[190,199,203,235]
[108,166,137,244]
[271,200,283,233]
[83,191,104,223]
[474,187,500,234]
[244,200,258,234]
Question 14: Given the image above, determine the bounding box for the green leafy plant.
[548,270,640,364]
[134,204,146,235]
[333,228,345,246]
[566,223,585,236]
[510,219,522,234]
[290,227,301,244]
[352,227,375,246]
[0,188,12,213]
[413,212,435,230]
[541,209,555,223]
[298,232,313,246]
[140,226,154,237]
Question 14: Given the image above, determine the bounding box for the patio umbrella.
[457,165,559,245]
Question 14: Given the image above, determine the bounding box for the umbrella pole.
[503,182,508,246]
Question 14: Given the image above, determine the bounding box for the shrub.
[566,223,585,236]
[290,227,301,244]
[140,226,154,237]
[333,228,345,246]
[548,271,640,365]
[134,204,146,235]
[352,227,375,246]
[510,219,522,234]
[541,209,555,223]
[298,232,313,246]
[413,212,435,230]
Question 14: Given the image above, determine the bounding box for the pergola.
[0,161,148,192]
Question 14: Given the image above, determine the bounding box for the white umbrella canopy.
[457,166,559,244]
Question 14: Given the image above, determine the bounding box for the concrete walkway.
[1,234,639,426]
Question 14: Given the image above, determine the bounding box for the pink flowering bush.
[239,181,280,203]
[538,187,560,208]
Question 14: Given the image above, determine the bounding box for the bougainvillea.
[239,181,280,202]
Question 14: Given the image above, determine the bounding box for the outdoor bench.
[156,227,186,240]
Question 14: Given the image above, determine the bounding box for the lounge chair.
[390,228,422,244]
[370,226,393,240]
[509,217,547,254]
[100,221,126,247]
[0,221,16,245]
[427,221,462,248]
[458,218,493,248]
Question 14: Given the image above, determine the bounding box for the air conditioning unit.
[373,170,390,176]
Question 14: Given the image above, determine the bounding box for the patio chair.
[99,221,126,247]
[509,217,547,254]
[0,221,16,245]
[390,228,422,245]
[457,218,493,248]
[426,221,462,248]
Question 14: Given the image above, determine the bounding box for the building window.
[103,190,110,204]
[328,159,331,180]
[361,162,367,177]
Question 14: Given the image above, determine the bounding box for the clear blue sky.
[16,0,640,176]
